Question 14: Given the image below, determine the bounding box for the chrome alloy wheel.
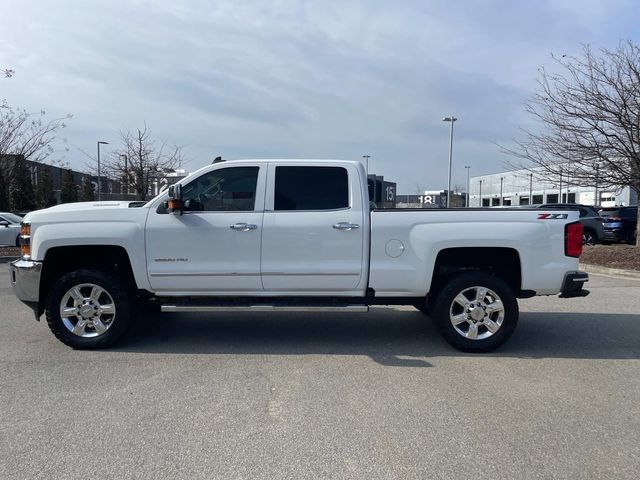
[59,283,116,338]
[449,286,505,340]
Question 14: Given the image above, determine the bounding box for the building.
[367,174,396,208]
[469,166,637,207]
[396,190,466,208]
[0,154,190,204]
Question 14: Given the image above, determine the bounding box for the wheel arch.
[38,245,140,317]
[429,247,523,302]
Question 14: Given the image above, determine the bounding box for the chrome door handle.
[333,222,360,231]
[230,223,258,231]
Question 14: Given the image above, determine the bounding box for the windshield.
[1,213,23,224]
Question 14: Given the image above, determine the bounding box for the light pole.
[500,176,504,206]
[529,173,533,205]
[595,164,599,206]
[479,179,483,206]
[362,155,370,174]
[442,116,458,207]
[97,141,108,201]
[464,165,470,207]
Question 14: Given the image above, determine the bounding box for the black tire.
[15,235,20,247]
[583,230,596,246]
[627,230,637,246]
[413,300,429,315]
[430,271,519,353]
[45,268,133,349]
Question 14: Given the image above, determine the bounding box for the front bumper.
[10,259,43,318]
[559,271,589,298]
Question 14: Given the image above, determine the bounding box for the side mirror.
[0,220,9,227]
[167,184,183,215]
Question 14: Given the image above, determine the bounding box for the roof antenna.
[212,156,224,164]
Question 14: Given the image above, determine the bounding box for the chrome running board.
[161,305,369,313]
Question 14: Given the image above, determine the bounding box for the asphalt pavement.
[1,264,639,479]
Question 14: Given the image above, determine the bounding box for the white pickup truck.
[10,159,589,352]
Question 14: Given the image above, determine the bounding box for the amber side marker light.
[20,223,31,258]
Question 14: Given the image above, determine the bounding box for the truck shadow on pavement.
[113,308,640,366]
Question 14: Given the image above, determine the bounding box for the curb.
[0,256,18,264]
[580,263,640,280]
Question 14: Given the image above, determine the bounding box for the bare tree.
[0,100,72,163]
[104,125,183,201]
[501,41,640,243]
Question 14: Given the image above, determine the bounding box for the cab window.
[181,167,259,212]
[274,166,348,211]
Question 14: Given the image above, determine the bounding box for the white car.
[0,212,22,247]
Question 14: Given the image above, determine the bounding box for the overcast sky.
[2,0,639,192]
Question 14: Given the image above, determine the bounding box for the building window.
[482,198,490,207]
[275,166,349,211]
[519,196,530,205]
[491,198,500,206]
[546,194,559,204]
[532,194,543,204]
[503,197,511,206]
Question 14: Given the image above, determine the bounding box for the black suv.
[537,204,604,245]
[598,206,638,245]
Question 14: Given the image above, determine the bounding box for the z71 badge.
[537,213,569,219]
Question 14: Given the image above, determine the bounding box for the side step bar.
[161,305,369,313]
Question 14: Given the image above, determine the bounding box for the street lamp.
[362,155,370,174]
[97,141,109,201]
[442,116,458,208]
[479,179,483,206]
[500,176,504,206]
[464,165,471,207]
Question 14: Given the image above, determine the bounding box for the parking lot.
[1,263,639,479]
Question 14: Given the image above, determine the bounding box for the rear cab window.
[273,166,349,211]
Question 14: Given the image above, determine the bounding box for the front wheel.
[45,269,133,349]
[431,272,518,352]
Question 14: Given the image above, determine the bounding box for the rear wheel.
[45,269,133,349]
[583,230,596,245]
[627,230,637,246]
[431,272,518,352]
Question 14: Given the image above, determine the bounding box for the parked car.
[0,212,23,246]
[598,206,638,245]
[537,204,604,245]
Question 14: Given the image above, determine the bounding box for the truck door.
[261,164,366,292]
[145,164,265,293]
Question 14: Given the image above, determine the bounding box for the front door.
[145,165,266,293]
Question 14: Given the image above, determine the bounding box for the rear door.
[260,163,366,292]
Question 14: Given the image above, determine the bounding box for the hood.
[24,201,145,222]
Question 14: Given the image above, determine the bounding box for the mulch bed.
[580,244,640,271]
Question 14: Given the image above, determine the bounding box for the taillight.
[565,221,583,258]
[20,222,31,259]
